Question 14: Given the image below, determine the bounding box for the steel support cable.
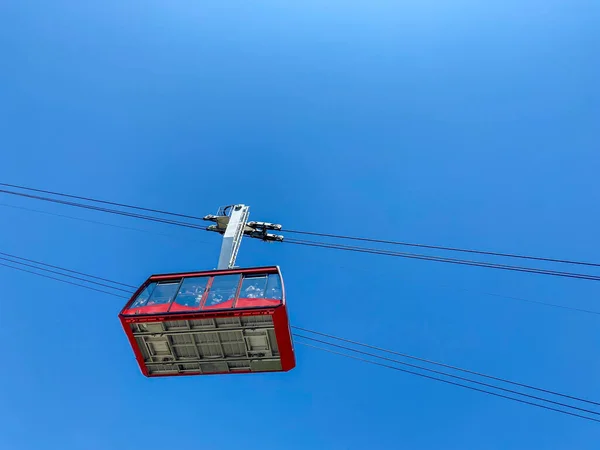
[0,182,205,221]
[283,229,600,269]
[4,183,600,278]
[0,202,179,237]
[1,260,599,423]
[3,181,599,270]
[450,287,600,316]
[292,327,600,407]
[5,187,596,282]
[284,239,600,282]
[290,241,600,315]
[0,256,134,293]
[0,262,130,299]
[0,251,136,289]
[297,342,600,424]
[0,189,209,230]
[293,334,600,417]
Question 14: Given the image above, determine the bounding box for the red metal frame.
[118,266,295,377]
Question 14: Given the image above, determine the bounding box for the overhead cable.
[283,229,600,268]
[3,183,600,283]
[0,251,136,289]
[0,202,179,236]
[0,255,133,293]
[0,182,205,221]
[3,182,598,270]
[297,342,600,424]
[293,334,600,417]
[292,327,600,407]
[0,188,206,230]
[0,262,129,299]
[284,239,600,282]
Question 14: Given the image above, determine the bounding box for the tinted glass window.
[174,276,209,308]
[265,274,283,300]
[240,276,268,298]
[130,282,157,308]
[205,274,241,308]
[147,282,180,306]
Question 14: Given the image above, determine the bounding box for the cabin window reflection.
[204,274,241,308]
[130,282,157,308]
[147,281,180,306]
[174,277,209,308]
[266,274,283,300]
[240,276,268,298]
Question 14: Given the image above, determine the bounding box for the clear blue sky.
[1,1,599,448]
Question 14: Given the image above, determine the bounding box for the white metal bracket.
[204,204,284,269]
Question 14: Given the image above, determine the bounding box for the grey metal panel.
[131,323,272,337]
[171,345,198,360]
[179,363,201,372]
[170,334,194,345]
[215,317,242,328]
[268,329,279,356]
[201,361,229,374]
[164,320,189,330]
[148,363,178,375]
[242,315,273,327]
[190,318,215,329]
[133,317,284,374]
[135,337,150,360]
[229,361,251,371]
[144,357,280,365]
[250,360,282,372]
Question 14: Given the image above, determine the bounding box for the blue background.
[0,1,599,448]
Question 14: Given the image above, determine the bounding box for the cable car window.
[265,274,283,300]
[240,276,268,298]
[205,274,241,308]
[130,282,157,308]
[147,282,180,306]
[174,276,209,308]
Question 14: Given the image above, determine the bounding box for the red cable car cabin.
[119,266,295,377]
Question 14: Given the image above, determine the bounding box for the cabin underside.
[127,314,284,376]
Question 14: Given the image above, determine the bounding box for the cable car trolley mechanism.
[119,205,295,377]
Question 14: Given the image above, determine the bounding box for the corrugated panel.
[242,315,273,327]
[200,362,229,374]
[148,363,178,374]
[189,318,215,329]
[171,334,194,345]
[250,360,282,372]
[268,329,279,356]
[228,361,251,371]
[219,330,246,357]
[172,345,197,359]
[179,363,201,372]
[164,320,189,330]
[221,342,246,357]
[215,317,241,328]
[195,332,223,358]
[195,332,220,344]
[135,337,150,360]
[219,330,244,342]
